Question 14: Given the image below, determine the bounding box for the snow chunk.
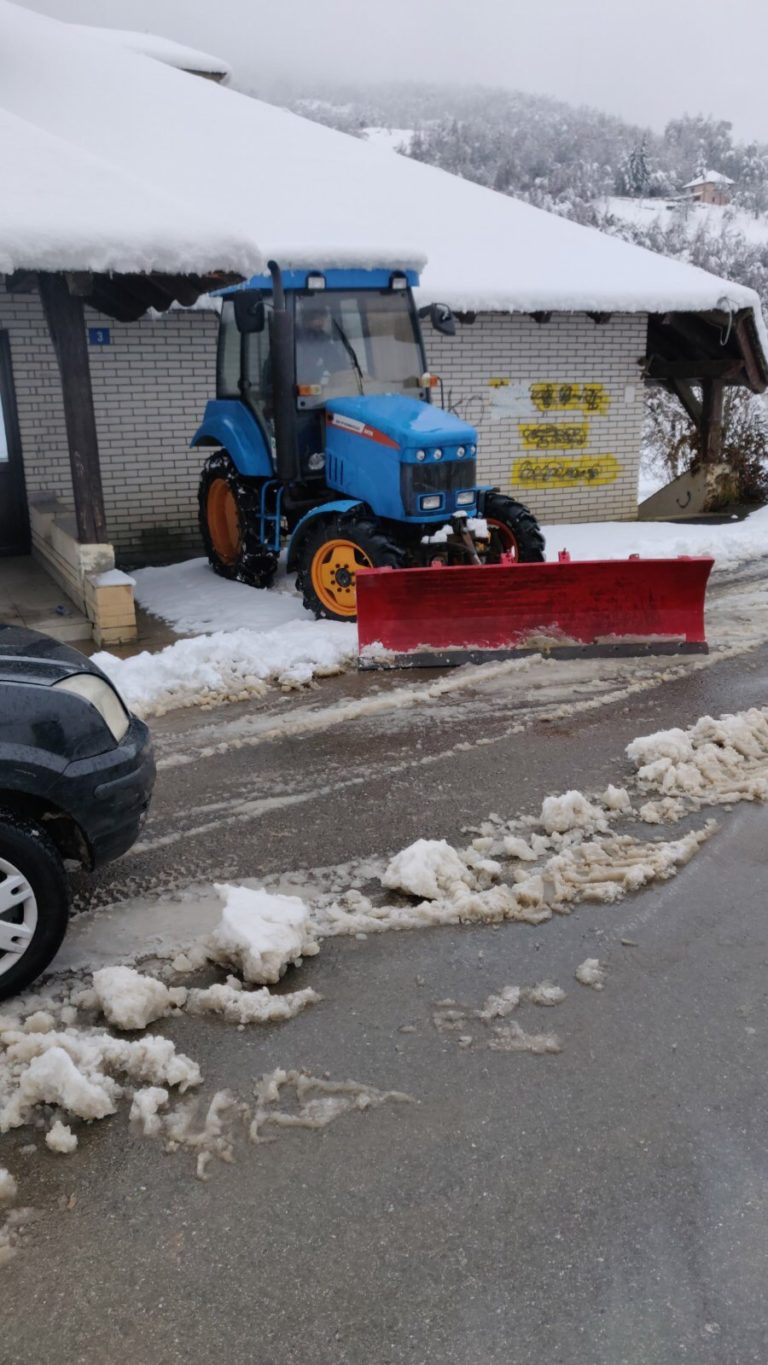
[206,885,319,985]
[541,790,609,836]
[478,986,521,1020]
[601,785,632,813]
[22,1011,56,1034]
[129,1086,169,1137]
[45,1120,77,1154]
[186,979,321,1024]
[92,966,177,1031]
[0,1170,17,1205]
[526,981,566,1006]
[9,1047,116,1123]
[488,1023,562,1054]
[575,958,606,990]
[382,838,499,901]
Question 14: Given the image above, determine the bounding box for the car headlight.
[54,674,130,742]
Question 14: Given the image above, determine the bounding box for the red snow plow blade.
[356,554,714,668]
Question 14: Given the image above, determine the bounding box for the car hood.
[0,624,103,687]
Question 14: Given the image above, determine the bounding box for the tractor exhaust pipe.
[268,260,300,484]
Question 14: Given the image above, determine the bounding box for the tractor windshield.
[294,290,425,408]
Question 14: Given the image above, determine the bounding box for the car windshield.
[294,290,424,407]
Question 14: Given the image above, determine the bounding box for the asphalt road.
[3,632,768,1364]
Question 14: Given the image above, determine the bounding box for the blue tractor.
[192,262,544,622]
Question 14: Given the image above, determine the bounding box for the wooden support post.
[38,272,108,544]
[700,378,724,465]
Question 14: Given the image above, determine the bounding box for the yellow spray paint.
[512,453,621,490]
[519,422,590,450]
[529,382,610,415]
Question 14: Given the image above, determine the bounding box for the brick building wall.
[427,312,647,524]
[1,287,647,566]
[0,286,217,565]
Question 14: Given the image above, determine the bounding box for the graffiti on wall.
[512,454,621,490]
[529,382,610,415]
[519,422,589,450]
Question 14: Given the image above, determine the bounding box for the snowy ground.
[1,692,765,1268]
[92,507,768,721]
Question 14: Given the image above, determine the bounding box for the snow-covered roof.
[70,23,231,80]
[683,171,735,188]
[0,0,765,370]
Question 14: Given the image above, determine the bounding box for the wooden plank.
[38,272,108,545]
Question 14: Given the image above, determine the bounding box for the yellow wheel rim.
[207,479,240,564]
[310,537,373,617]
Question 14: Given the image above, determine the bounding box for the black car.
[0,625,155,998]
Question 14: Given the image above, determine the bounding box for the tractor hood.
[326,395,477,452]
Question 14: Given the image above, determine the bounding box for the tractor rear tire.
[482,492,546,564]
[297,515,405,622]
[198,450,278,588]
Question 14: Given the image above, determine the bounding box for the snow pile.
[92,966,185,1031]
[627,706,768,807]
[575,959,606,990]
[382,839,500,901]
[205,885,319,985]
[94,619,356,719]
[0,1018,201,1134]
[541,790,609,837]
[186,978,321,1025]
[45,1120,77,1154]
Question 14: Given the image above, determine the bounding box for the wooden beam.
[38,273,108,544]
[646,357,742,381]
[586,312,612,325]
[530,311,552,324]
[700,378,724,465]
[668,377,703,428]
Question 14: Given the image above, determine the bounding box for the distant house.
[682,170,734,206]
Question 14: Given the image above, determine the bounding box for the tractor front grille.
[400,458,477,516]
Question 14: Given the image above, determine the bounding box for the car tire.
[0,815,70,1000]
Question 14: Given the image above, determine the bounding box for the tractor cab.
[213,268,433,492]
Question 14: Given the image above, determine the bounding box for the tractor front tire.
[198,451,278,588]
[482,492,546,564]
[297,515,405,622]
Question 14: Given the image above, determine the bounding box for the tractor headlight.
[54,673,130,742]
[456,491,476,507]
[457,446,466,458]
[416,450,427,461]
[432,448,443,460]
[420,495,443,511]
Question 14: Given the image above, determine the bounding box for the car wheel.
[0,815,70,1000]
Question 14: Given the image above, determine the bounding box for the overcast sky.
[21,0,768,141]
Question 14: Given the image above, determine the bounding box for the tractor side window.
[217,300,240,399]
[242,302,274,423]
